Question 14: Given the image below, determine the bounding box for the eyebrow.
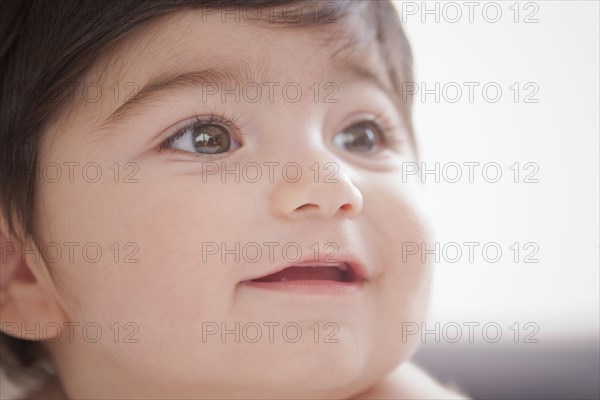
[98,65,255,129]
[97,61,392,129]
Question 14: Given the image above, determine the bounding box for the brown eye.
[167,122,240,155]
[191,124,230,154]
[332,121,385,153]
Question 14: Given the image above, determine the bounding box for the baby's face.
[36,9,432,399]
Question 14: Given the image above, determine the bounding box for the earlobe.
[0,221,68,342]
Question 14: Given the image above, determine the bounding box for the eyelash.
[363,112,405,149]
[156,111,405,159]
[157,112,246,160]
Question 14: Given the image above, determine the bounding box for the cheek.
[33,156,246,331]
[35,169,257,379]
[365,176,433,351]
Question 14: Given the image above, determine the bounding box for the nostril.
[295,203,319,212]
[294,202,354,216]
[340,203,353,212]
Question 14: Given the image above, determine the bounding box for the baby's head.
[0,1,432,398]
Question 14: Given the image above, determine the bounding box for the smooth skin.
[0,9,466,400]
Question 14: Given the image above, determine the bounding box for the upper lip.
[241,254,369,283]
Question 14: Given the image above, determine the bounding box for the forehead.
[96,8,382,76]
[41,6,397,143]
[81,9,388,103]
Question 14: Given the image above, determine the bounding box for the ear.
[0,217,68,342]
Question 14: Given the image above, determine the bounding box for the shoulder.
[353,362,470,400]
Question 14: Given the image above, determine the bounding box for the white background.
[397,0,599,341]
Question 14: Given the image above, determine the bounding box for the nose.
[270,161,364,219]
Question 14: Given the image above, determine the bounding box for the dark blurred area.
[414,340,600,400]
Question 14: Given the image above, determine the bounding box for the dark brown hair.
[0,0,413,385]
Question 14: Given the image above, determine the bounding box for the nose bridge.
[263,108,363,219]
[263,95,326,150]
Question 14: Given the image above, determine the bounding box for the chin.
[242,343,385,399]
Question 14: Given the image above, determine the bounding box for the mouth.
[250,262,361,283]
[239,260,367,295]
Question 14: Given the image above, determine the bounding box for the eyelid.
[366,112,404,143]
[156,111,246,158]
[340,112,407,151]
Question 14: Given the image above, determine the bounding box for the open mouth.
[250,262,360,283]
[239,258,368,295]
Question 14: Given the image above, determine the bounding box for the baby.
[0,1,466,398]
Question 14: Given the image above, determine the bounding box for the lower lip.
[239,280,366,295]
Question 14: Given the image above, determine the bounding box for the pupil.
[346,125,375,152]
[193,125,229,154]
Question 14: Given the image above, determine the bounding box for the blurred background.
[397,1,599,398]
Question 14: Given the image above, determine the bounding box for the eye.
[332,121,386,153]
[158,114,242,157]
[175,123,232,155]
